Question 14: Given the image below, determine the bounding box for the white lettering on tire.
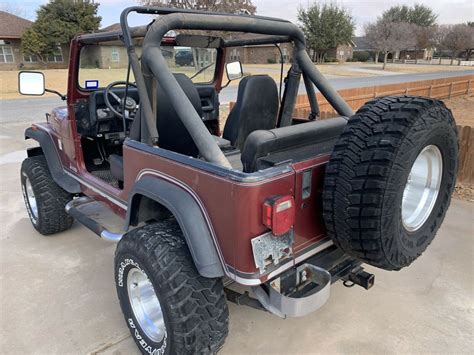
[120,258,167,354]
[128,318,167,355]
[117,258,142,287]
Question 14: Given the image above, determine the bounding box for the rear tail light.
[262,195,295,236]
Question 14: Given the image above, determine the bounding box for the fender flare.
[25,127,81,193]
[126,176,225,278]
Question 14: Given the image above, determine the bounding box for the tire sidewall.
[385,113,457,259]
[20,170,39,227]
[115,252,171,355]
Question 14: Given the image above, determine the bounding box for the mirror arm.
[45,89,67,101]
[221,79,231,89]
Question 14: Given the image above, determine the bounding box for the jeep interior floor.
[91,169,120,189]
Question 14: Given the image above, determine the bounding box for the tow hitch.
[343,267,375,290]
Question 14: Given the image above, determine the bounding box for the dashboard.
[75,87,139,140]
[75,84,220,141]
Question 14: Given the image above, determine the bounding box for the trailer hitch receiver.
[344,269,375,290]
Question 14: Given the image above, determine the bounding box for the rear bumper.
[227,238,334,286]
[245,246,373,318]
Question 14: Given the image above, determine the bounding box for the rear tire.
[323,96,458,270]
[20,156,74,235]
[114,220,229,354]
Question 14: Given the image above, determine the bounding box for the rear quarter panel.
[123,144,330,276]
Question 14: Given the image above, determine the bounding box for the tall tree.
[382,4,437,27]
[365,19,416,69]
[139,0,256,14]
[22,0,101,63]
[297,3,354,63]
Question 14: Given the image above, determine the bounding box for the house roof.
[0,11,33,39]
[100,23,122,32]
[352,36,375,51]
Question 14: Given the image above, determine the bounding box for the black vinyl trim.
[126,176,225,278]
[24,127,81,194]
[124,138,292,183]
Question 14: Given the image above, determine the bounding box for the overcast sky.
[2,0,473,35]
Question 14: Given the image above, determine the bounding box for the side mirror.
[18,71,45,96]
[225,61,243,81]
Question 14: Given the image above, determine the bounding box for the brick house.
[79,43,130,69]
[225,33,294,64]
[305,42,354,63]
[399,48,435,61]
[326,43,354,62]
[0,11,69,70]
[352,36,434,62]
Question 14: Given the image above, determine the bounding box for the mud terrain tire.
[20,156,74,235]
[323,96,458,270]
[115,220,229,354]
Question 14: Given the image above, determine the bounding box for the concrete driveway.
[0,104,473,354]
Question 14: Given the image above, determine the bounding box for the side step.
[65,197,125,242]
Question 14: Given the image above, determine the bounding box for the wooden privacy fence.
[291,74,474,184]
[457,125,474,184]
[293,74,473,119]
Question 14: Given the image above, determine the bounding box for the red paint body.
[31,38,331,283]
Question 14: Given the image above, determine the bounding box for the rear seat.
[241,117,348,173]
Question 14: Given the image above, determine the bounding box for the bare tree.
[439,24,474,64]
[380,5,438,62]
[139,0,257,71]
[139,0,256,14]
[414,25,437,62]
[365,19,416,69]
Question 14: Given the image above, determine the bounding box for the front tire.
[115,220,229,354]
[323,96,458,270]
[20,156,73,235]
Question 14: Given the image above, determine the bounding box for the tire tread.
[115,220,229,354]
[21,156,73,235]
[323,95,458,270]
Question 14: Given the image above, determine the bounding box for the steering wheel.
[104,81,138,119]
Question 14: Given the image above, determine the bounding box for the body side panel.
[122,143,331,276]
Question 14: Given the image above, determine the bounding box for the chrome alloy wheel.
[24,176,38,220]
[402,145,443,232]
[127,267,166,343]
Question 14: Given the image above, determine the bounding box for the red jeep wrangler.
[19,7,458,354]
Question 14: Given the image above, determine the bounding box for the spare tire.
[323,96,458,271]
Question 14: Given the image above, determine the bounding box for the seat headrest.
[223,75,279,150]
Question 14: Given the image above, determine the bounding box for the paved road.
[324,69,473,90]
[1,70,472,123]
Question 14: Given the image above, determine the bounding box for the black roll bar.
[223,36,292,47]
[120,6,354,167]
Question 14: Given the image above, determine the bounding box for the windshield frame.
[76,36,220,92]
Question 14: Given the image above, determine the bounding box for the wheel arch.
[125,176,225,278]
[24,127,81,194]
